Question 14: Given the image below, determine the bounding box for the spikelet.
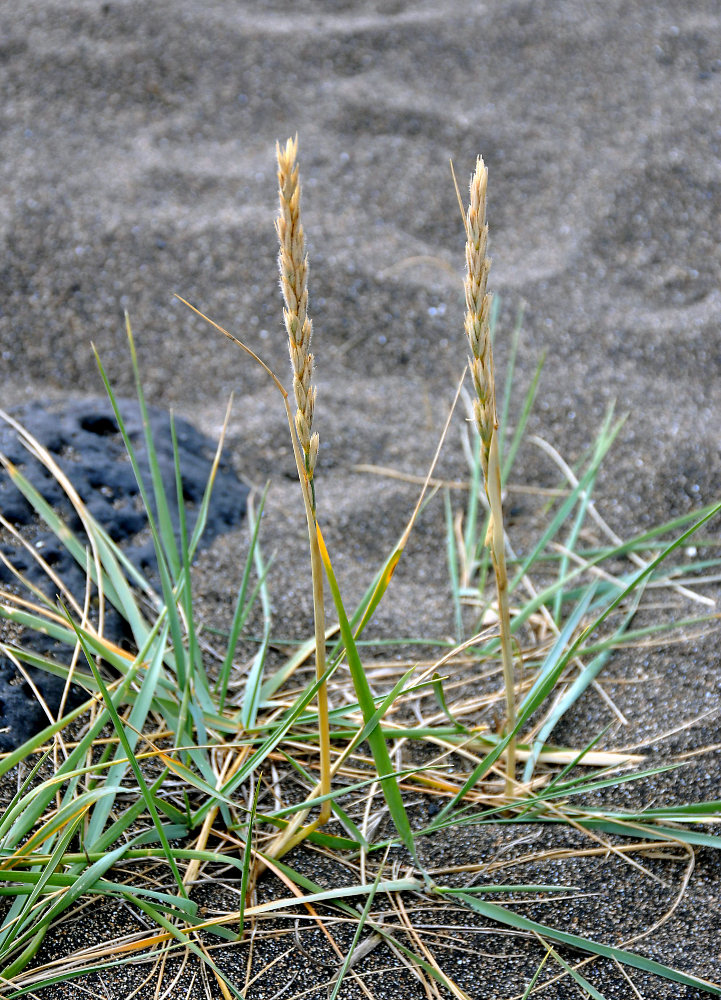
[463,156,496,482]
[463,156,517,791]
[276,136,319,488]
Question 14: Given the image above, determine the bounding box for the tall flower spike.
[463,156,496,481]
[463,155,517,794]
[276,137,319,495]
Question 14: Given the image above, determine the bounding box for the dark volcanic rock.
[0,397,248,751]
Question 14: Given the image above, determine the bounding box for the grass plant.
[0,140,720,998]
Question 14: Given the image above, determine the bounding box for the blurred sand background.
[1,2,720,997]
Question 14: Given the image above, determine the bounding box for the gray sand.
[1,1,720,997]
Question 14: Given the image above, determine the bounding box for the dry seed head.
[276,136,318,482]
[464,155,496,478]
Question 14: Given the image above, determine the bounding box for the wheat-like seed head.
[464,155,496,480]
[276,136,319,484]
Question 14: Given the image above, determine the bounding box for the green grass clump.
[0,140,720,999]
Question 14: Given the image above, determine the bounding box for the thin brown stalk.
[463,155,516,794]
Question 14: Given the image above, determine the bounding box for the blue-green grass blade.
[444,499,721,818]
[5,845,242,872]
[0,643,152,845]
[252,815,360,851]
[509,411,624,594]
[543,727,613,796]
[189,660,336,828]
[522,579,598,714]
[438,884,578,895]
[317,524,416,858]
[0,843,129,981]
[274,752,368,849]
[186,394,233,559]
[124,315,181,577]
[269,764,430,820]
[538,938,608,1000]
[88,770,178,855]
[0,782,121,855]
[0,459,128,617]
[0,942,198,1000]
[521,949,551,1000]
[258,624,338,705]
[444,488,464,644]
[2,427,156,641]
[93,345,188,686]
[128,894,245,999]
[328,862,386,1000]
[0,606,83,650]
[0,814,84,953]
[247,876,423,917]
[2,594,179,709]
[238,775,260,939]
[0,749,52,841]
[577,611,716,657]
[0,866,196,916]
[218,485,268,709]
[83,621,170,847]
[83,517,153,645]
[501,346,545,486]
[240,493,272,728]
[573,816,721,849]
[524,586,645,783]
[451,890,721,993]
[431,672,466,731]
[551,406,614,623]
[170,413,204,702]
[547,500,721,695]
[64,606,188,898]
[426,761,684,834]
[433,591,613,820]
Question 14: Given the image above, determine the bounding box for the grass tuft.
[0,142,719,998]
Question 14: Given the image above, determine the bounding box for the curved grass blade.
[62,605,187,898]
[217,485,268,710]
[0,843,129,982]
[83,621,170,847]
[523,584,645,783]
[535,936,608,1000]
[240,492,272,728]
[316,523,416,859]
[444,488,464,643]
[437,498,721,819]
[328,862,385,1000]
[452,890,721,994]
[237,775,260,940]
[126,894,244,1000]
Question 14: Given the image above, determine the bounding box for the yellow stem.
[486,431,516,795]
[262,400,332,865]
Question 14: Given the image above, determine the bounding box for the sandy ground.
[1,1,721,997]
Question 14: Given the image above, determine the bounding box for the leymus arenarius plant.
[464,155,517,792]
[267,138,331,858]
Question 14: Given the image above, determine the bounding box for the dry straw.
[463,155,517,792]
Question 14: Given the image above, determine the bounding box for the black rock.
[0,397,248,752]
